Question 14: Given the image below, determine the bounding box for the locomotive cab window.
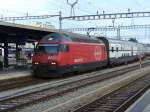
[60,44,69,52]
[35,44,59,54]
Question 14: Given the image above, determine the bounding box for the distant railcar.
[97,37,146,65]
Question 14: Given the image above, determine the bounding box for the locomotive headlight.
[51,62,56,65]
[34,62,39,65]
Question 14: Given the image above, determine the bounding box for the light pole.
[59,11,62,30]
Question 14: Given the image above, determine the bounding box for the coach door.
[131,47,133,56]
[115,44,120,58]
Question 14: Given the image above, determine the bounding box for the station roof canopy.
[0,21,57,43]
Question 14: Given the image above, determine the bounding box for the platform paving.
[126,89,150,112]
[0,67,32,81]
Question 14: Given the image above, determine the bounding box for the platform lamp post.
[59,11,62,30]
[4,39,9,68]
[117,25,121,40]
[16,42,19,62]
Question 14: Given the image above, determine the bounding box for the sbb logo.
[48,56,57,60]
[94,46,101,60]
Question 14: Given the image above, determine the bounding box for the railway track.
[0,76,48,92]
[73,73,150,112]
[0,58,149,92]
[0,59,148,92]
[0,61,150,112]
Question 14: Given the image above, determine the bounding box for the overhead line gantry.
[62,11,150,21]
[64,24,150,32]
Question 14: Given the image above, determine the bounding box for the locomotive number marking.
[74,58,83,63]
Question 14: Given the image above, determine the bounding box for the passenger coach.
[97,37,146,65]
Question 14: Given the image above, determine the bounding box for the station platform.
[126,89,150,112]
[0,67,32,81]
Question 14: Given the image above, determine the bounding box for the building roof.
[0,21,58,43]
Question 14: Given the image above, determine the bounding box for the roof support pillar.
[16,42,19,62]
[4,39,9,68]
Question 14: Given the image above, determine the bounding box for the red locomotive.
[32,32,108,77]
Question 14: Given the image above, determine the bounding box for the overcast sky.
[0,0,150,26]
[0,0,149,16]
[0,0,150,43]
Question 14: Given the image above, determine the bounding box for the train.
[32,31,150,77]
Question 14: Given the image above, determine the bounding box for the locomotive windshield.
[35,44,59,54]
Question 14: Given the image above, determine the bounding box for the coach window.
[111,47,114,52]
[116,47,119,52]
[121,46,123,50]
